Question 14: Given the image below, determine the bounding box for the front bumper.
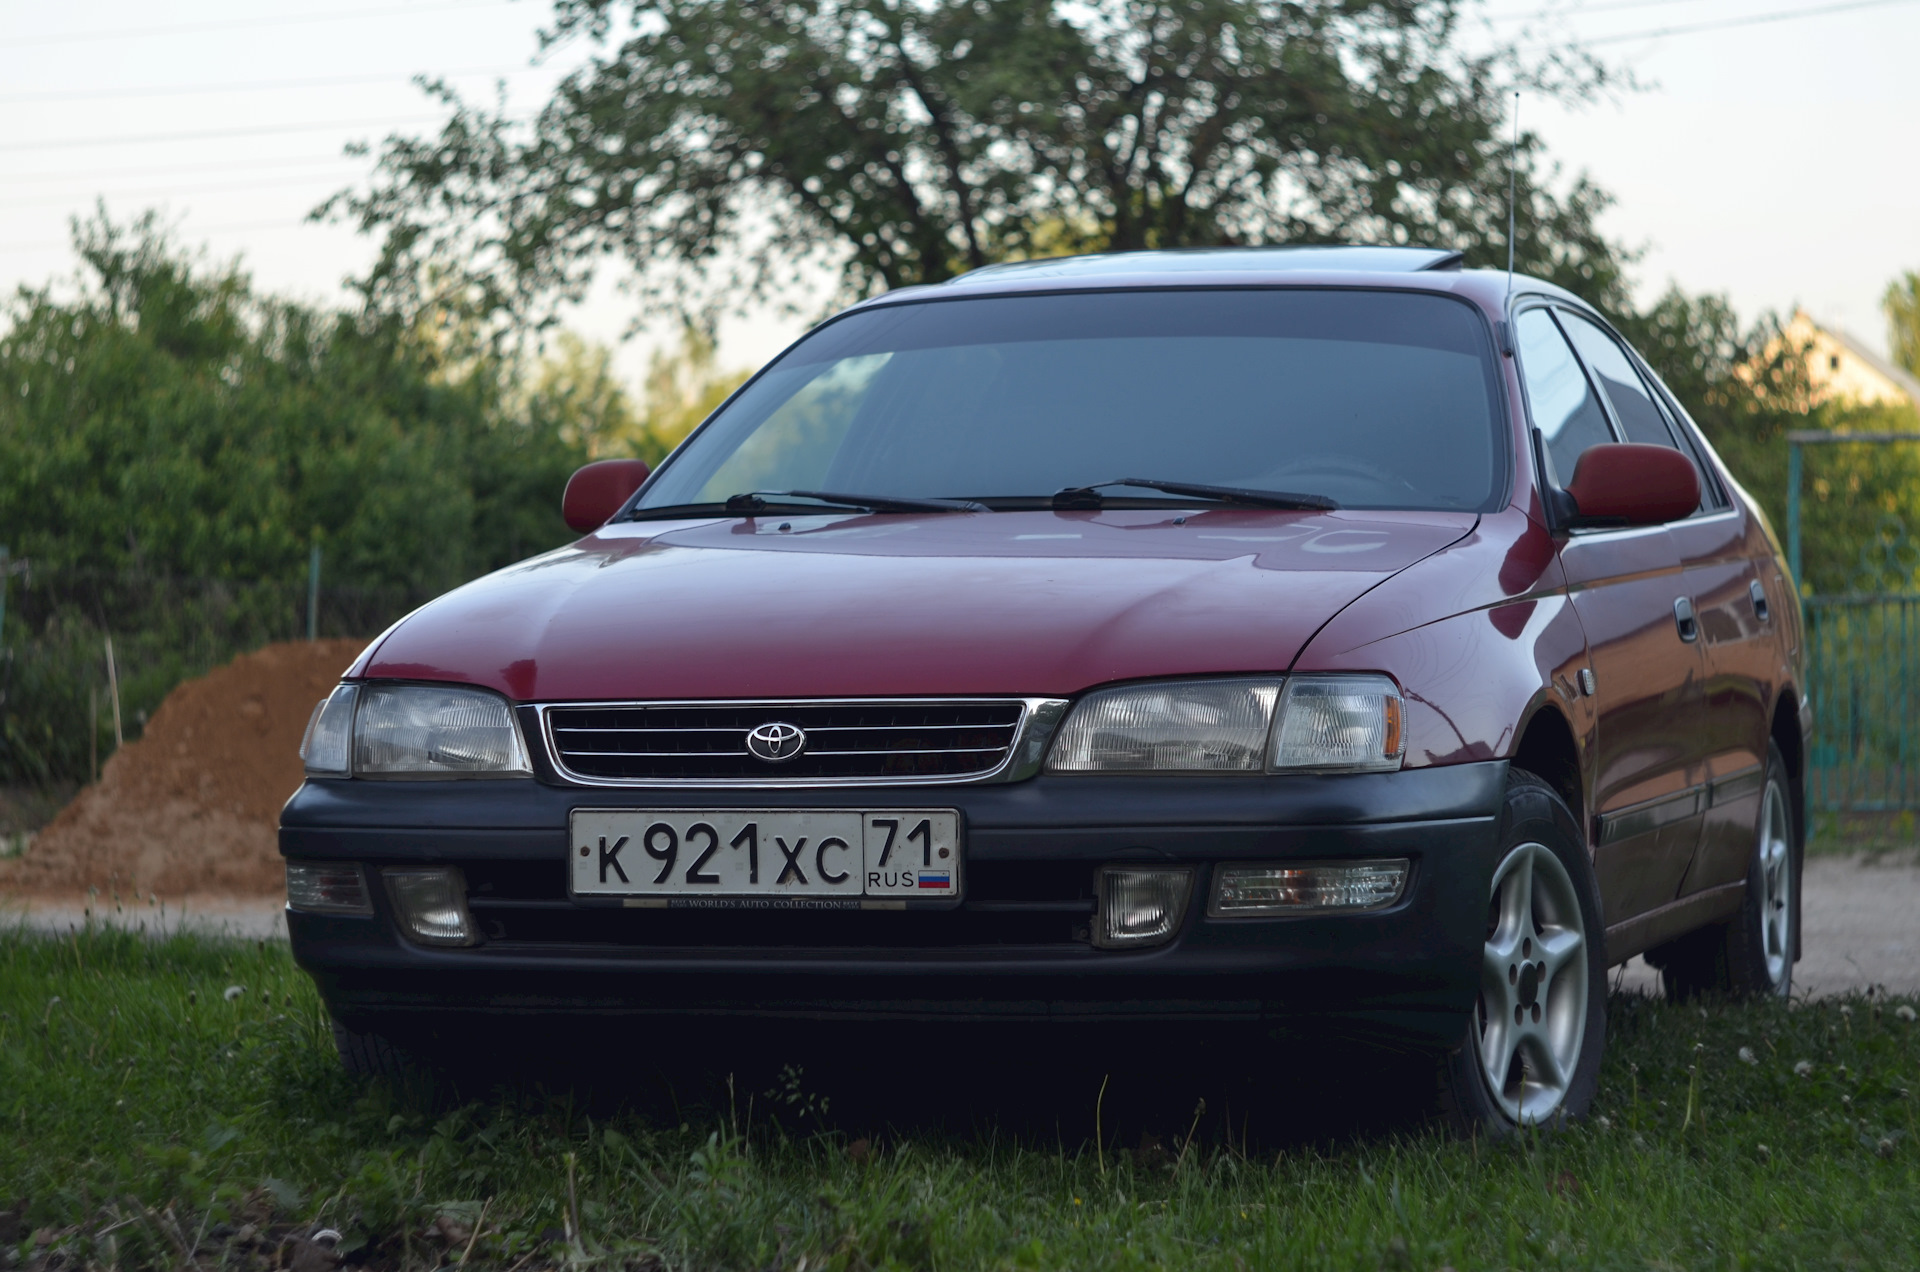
[281,760,1506,1047]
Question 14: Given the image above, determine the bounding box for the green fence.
[1805,594,1920,810]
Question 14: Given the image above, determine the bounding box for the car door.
[1513,305,1710,928]
[1556,312,1777,898]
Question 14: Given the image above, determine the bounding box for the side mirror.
[562,459,652,533]
[1564,443,1699,528]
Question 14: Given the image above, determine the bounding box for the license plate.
[568,808,962,908]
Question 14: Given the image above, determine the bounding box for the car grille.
[543,699,1029,783]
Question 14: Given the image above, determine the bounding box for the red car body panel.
[1296,505,1593,773]
[355,508,1476,702]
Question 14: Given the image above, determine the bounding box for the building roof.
[1787,310,1920,409]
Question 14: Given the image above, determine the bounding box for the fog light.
[384,868,478,946]
[285,861,373,915]
[1208,860,1409,917]
[1094,866,1194,948]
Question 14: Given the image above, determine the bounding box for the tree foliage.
[332,0,1625,327]
[0,214,597,591]
[0,213,617,782]
[1887,269,1920,378]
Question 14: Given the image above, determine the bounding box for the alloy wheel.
[1758,780,1794,990]
[1475,840,1590,1124]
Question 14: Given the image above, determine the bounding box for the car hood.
[357,509,1477,700]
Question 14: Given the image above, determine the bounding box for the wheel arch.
[1509,699,1584,835]
[1770,687,1806,838]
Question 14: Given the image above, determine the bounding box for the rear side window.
[1514,308,1613,485]
[1559,312,1710,514]
[1558,313,1679,448]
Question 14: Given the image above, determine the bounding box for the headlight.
[1047,679,1279,772]
[301,683,531,778]
[356,684,531,776]
[1046,674,1403,774]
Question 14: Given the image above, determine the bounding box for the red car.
[284,246,1806,1133]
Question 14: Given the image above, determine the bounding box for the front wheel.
[1439,769,1607,1135]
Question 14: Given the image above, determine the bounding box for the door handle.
[1749,579,1771,622]
[1673,597,1699,643]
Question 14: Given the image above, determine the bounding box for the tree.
[331,0,1625,328]
[1624,286,1920,594]
[1888,269,1920,377]
[632,326,753,462]
[0,213,598,781]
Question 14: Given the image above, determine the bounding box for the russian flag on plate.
[917,871,951,889]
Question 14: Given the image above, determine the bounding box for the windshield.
[638,288,1505,513]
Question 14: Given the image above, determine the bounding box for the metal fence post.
[307,542,322,642]
[1787,439,1803,591]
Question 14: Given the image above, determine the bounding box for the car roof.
[958,245,1465,279]
[844,247,1583,315]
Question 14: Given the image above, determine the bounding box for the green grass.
[1809,810,1920,860]
[1,928,1915,1271]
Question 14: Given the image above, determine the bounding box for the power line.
[0,64,532,106]
[10,155,365,187]
[0,115,454,155]
[0,1,518,50]
[1572,0,1920,43]
[0,219,332,256]
[1487,0,1704,22]
[0,173,369,213]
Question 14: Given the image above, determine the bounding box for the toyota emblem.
[745,721,807,764]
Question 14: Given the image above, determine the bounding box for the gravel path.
[5,853,1915,997]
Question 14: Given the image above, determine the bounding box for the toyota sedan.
[283,245,1806,1133]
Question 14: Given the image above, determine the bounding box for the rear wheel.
[1439,770,1606,1134]
[1652,743,1797,1001]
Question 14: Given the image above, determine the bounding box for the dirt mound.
[2,639,366,899]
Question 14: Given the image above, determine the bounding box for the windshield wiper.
[758,489,988,513]
[625,490,987,521]
[1052,478,1338,512]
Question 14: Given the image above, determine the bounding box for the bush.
[0,214,601,783]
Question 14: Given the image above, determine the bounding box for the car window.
[1514,308,1613,485]
[639,289,1508,513]
[1557,313,1681,448]
[1638,368,1729,510]
[1560,312,1710,514]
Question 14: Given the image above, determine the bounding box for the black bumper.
[280,761,1506,1047]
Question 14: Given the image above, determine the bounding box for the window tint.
[641,290,1507,513]
[1558,313,1679,448]
[1515,308,1613,485]
[1639,366,1727,509]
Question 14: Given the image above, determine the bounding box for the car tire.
[1650,743,1798,1002]
[1437,768,1607,1135]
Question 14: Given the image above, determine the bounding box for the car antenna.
[1505,91,1520,309]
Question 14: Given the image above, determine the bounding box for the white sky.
[2,0,1917,383]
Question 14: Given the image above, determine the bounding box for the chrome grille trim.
[537,697,1070,788]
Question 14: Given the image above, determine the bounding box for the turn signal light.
[1093,866,1194,948]
[284,861,373,915]
[1208,860,1409,917]
[383,868,479,946]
